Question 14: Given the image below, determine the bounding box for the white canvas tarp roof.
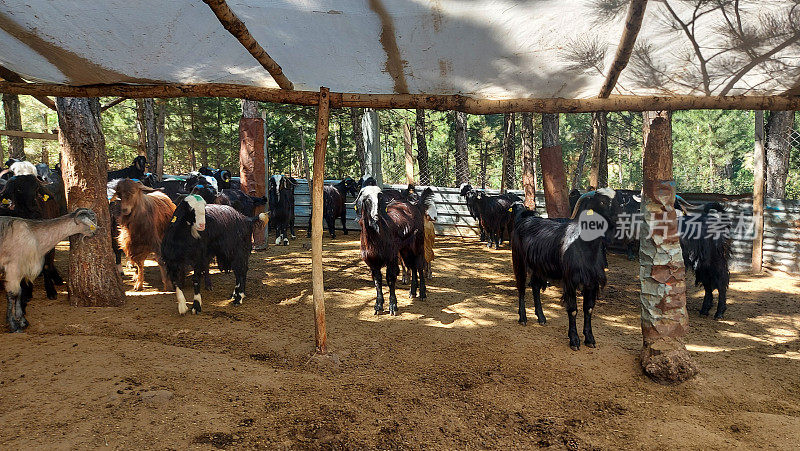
[0,0,798,100]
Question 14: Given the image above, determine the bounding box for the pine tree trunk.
[41,112,49,165]
[362,109,382,185]
[142,99,158,173]
[350,108,365,177]
[240,99,266,244]
[454,111,469,186]
[156,100,166,179]
[480,142,488,189]
[187,99,197,170]
[765,110,794,199]
[135,99,147,156]
[415,108,430,185]
[639,110,697,383]
[502,113,516,190]
[56,97,125,307]
[540,113,570,218]
[571,132,593,190]
[521,112,536,209]
[589,111,609,189]
[3,93,24,159]
[403,121,415,184]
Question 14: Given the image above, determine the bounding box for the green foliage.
[2,96,798,199]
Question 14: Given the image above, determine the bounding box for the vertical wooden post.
[403,121,415,184]
[312,87,330,354]
[639,110,697,383]
[521,112,537,209]
[362,108,382,185]
[240,100,266,245]
[589,111,608,188]
[752,111,765,273]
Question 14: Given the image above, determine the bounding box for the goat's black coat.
[0,174,65,299]
[268,175,297,245]
[460,184,486,241]
[678,202,731,319]
[511,190,619,350]
[161,202,261,312]
[475,191,520,248]
[308,177,357,238]
[183,173,267,217]
[108,156,147,181]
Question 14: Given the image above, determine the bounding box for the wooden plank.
[0,129,58,140]
[0,64,56,110]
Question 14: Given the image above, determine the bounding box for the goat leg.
[42,262,58,300]
[191,271,202,314]
[372,267,385,314]
[306,215,312,238]
[326,216,336,239]
[6,292,19,332]
[409,264,418,299]
[158,261,174,292]
[341,212,348,235]
[417,257,427,301]
[531,279,546,325]
[133,259,145,291]
[387,262,399,316]
[714,286,727,320]
[564,288,580,351]
[582,287,597,348]
[699,287,714,317]
[231,264,247,306]
[14,290,27,330]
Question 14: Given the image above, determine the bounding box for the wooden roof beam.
[202,0,294,90]
[4,81,800,114]
[0,64,57,110]
[598,0,648,98]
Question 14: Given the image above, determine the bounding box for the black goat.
[161,195,267,315]
[476,191,521,248]
[108,156,147,181]
[677,200,731,319]
[184,173,267,217]
[460,184,486,241]
[307,177,358,238]
[0,175,67,299]
[356,186,431,315]
[268,175,297,245]
[511,188,620,350]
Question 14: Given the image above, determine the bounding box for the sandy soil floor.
[1,233,798,450]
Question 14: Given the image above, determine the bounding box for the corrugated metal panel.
[292,180,800,275]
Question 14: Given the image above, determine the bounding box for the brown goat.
[113,179,176,291]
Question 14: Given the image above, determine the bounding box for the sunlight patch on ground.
[596,314,640,331]
[126,290,173,296]
[686,343,751,353]
[768,351,800,360]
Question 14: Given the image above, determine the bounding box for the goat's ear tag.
[89,224,96,231]
[1,198,9,205]
[508,207,513,212]
[586,209,594,215]
[42,194,49,201]
[171,216,176,223]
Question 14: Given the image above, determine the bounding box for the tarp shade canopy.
[0,0,799,100]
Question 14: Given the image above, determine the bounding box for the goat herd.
[0,156,731,351]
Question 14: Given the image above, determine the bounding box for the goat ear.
[140,185,159,194]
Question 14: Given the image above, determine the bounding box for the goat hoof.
[714,313,725,320]
[537,319,547,326]
[191,301,202,314]
[46,291,57,300]
[390,310,398,316]
[699,310,710,317]
[18,318,28,329]
[518,319,527,326]
[282,239,289,246]
[584,341,596,348]
[570,345,580,351]
[290,234,296,240]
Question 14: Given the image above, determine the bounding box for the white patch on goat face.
[176,287,188,315]
[426,201,438,222]
[561,222,581,257]
[272,175,283,201]
[359,186,381,220]
[596,187,616,200]
[184,195,206,239]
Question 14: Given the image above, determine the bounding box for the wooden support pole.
[7,82,800,114]
[403,121,415,184]
[521,112,537,209]
[639,110,697,384]
[599,0,649,98]
[311,87,330,354]
[240,100,266,245]
[202,0,294,90]
[0,129,58,140]
[752,111,766,273]
[540,113,570,218]
[0,65,57,111]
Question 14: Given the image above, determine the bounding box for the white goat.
[1,209,98,332]
[9,161,38,177]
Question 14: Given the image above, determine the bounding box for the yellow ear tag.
[171,216,177,223]
[508,207,513,212]
[42,194,49,201]
[354,205,357,210]
[586,209,594,215]
[1,198,9,205]
[89,224,96,231]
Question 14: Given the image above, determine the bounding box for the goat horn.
[674,195,695,215]
[570,191,594,219]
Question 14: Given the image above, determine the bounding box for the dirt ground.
[1,232,798,450]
